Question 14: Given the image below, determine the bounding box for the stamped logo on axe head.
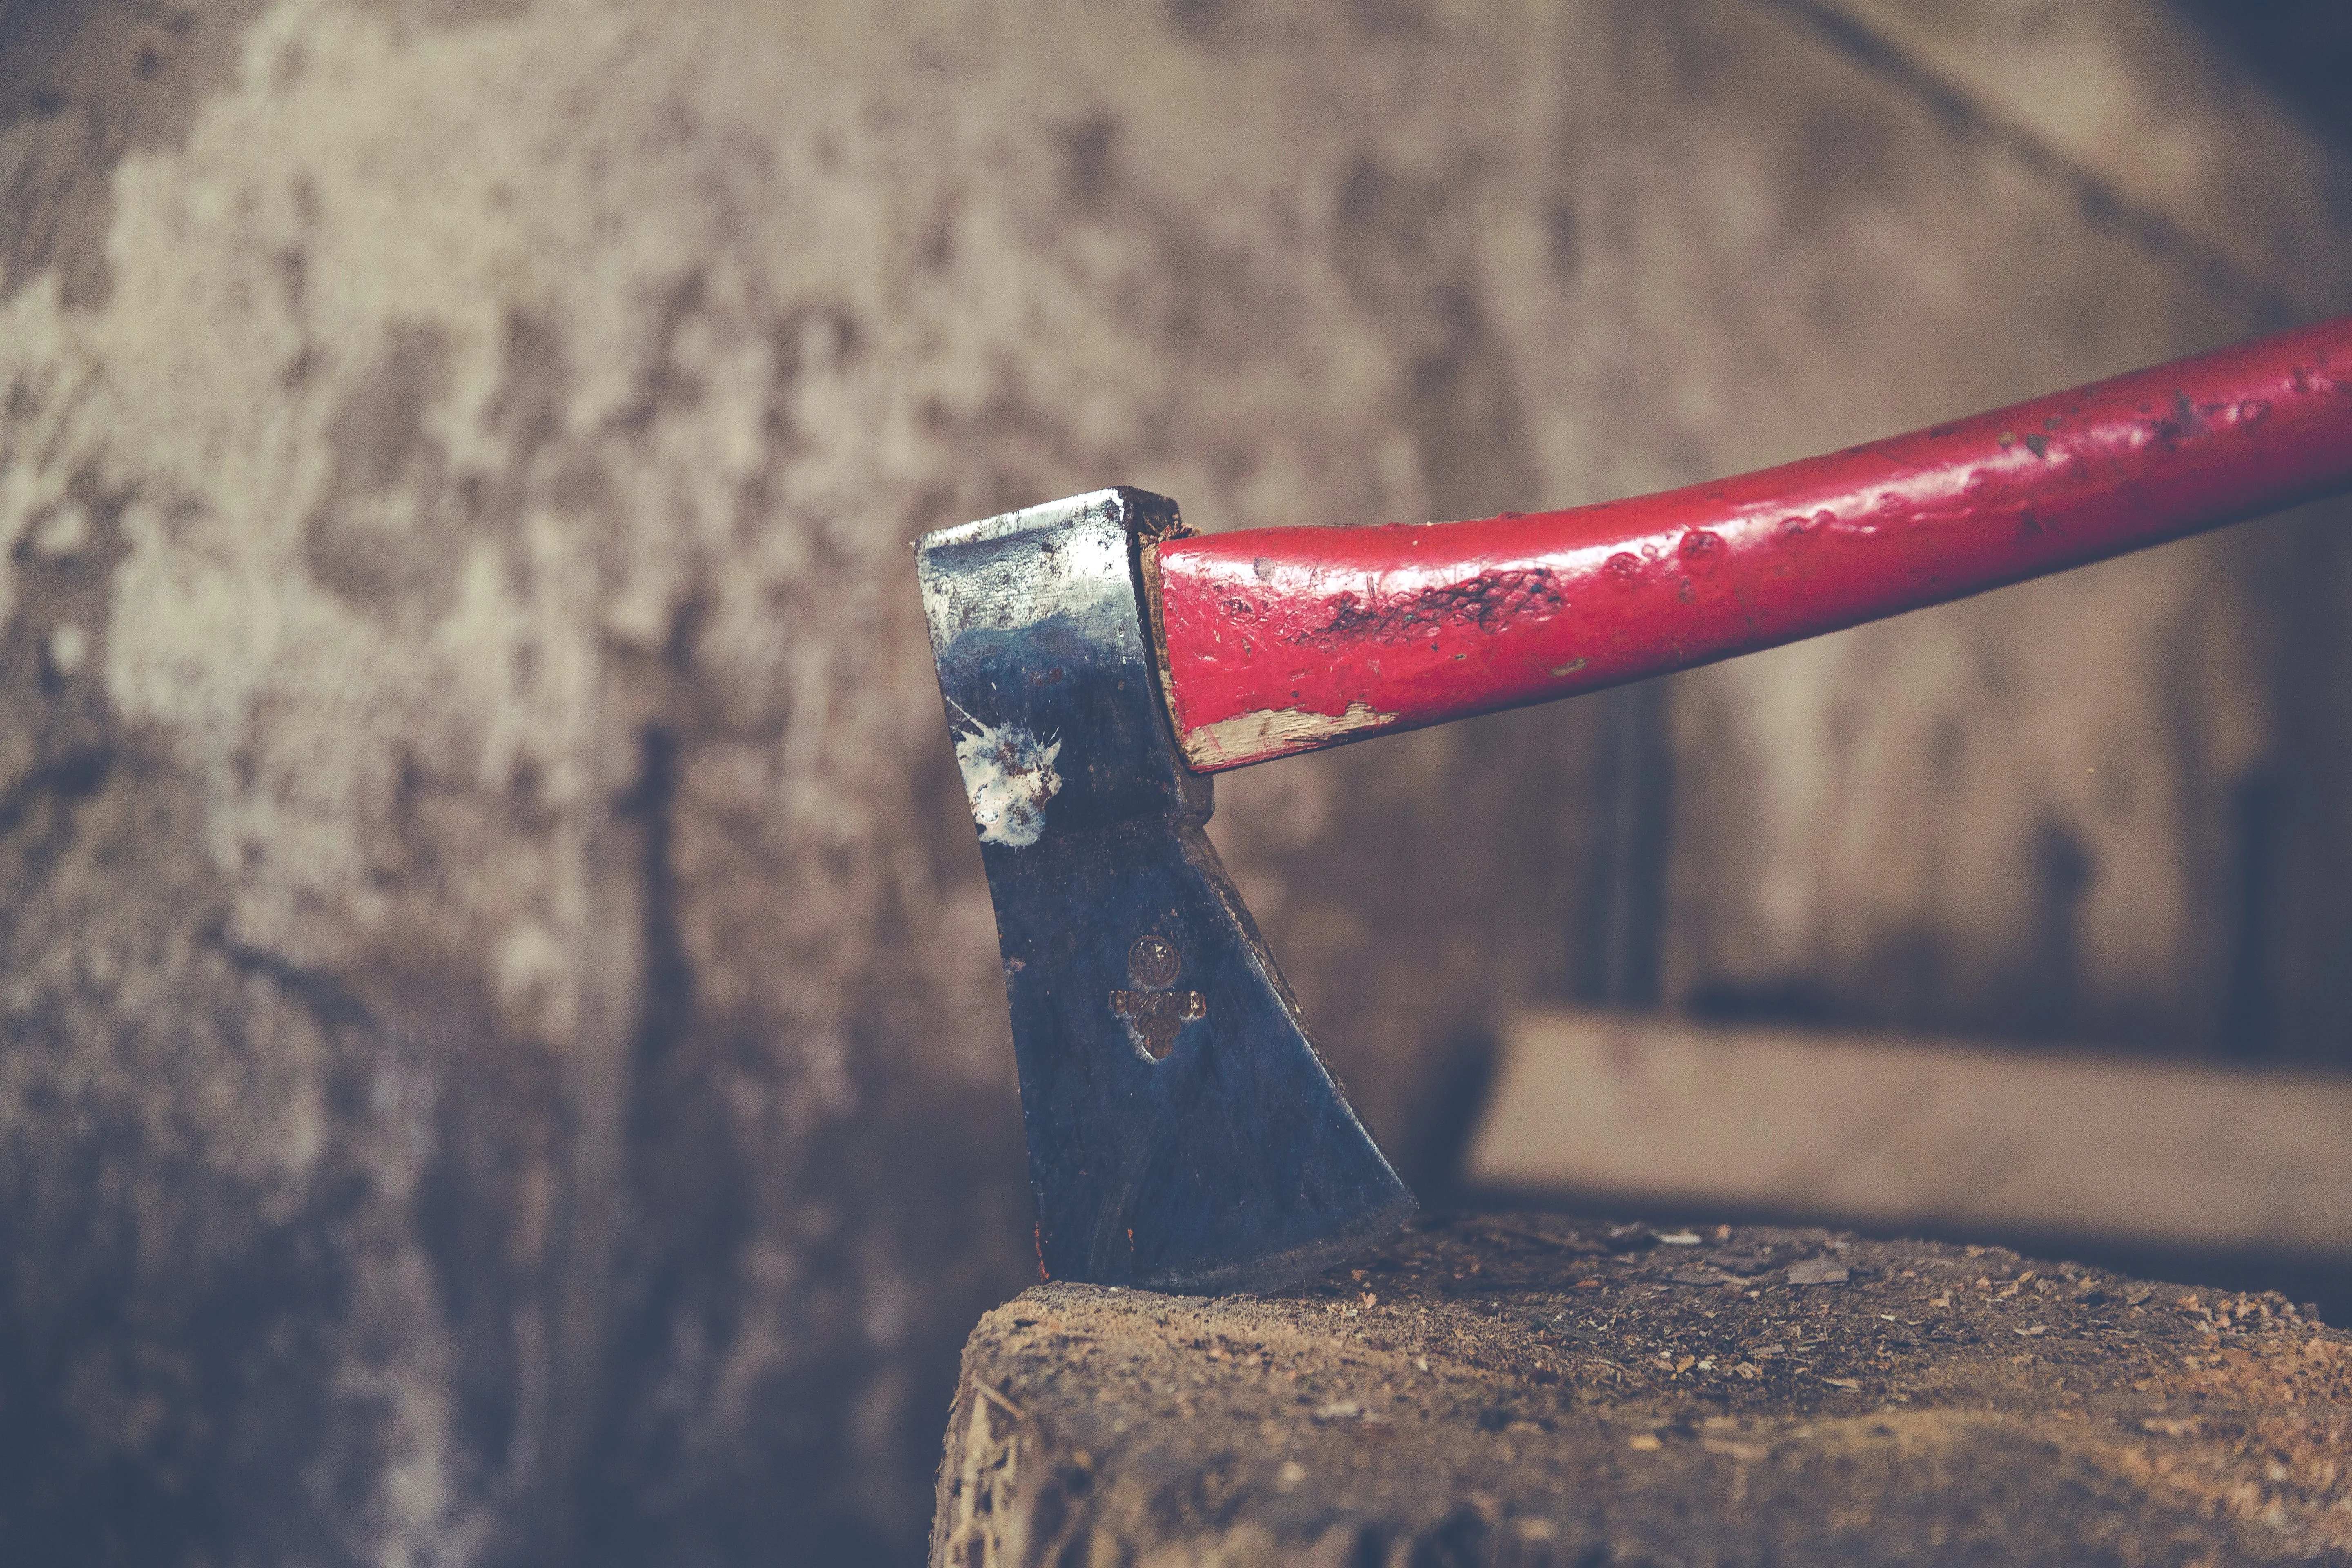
[1110,933,1207,1063]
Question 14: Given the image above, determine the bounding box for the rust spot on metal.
[1109,987,1206,1061]
[1127,933,1180,987]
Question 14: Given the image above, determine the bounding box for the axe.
[916,317,2352,1295]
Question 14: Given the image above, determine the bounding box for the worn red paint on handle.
[1152,317,2352,771]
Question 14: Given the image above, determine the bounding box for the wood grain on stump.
[932,1216,2352,1567]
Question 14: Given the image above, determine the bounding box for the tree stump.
[932,1216,2352,1566]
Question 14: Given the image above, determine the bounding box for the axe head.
[917,488,1414,1293]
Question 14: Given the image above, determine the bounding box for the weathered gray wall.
[0,1,2343,1564]
[1655,0,2352,1056]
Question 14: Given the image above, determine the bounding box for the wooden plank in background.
[1468,1009,2352,1252]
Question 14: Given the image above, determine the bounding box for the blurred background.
[0,0,2346,1562]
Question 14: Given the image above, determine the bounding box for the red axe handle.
[1152,316,2352,772]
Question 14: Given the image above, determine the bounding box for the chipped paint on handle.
[1153,316,2352,771]
[1178,699,1399,771]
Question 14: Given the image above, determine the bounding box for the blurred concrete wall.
[0,0,2343,1563]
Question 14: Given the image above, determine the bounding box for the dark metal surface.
[917,489,1414,1293]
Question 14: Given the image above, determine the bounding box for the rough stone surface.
[935,1217,2352,1566]
[0,1,2346,1564]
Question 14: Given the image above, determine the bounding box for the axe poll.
[915,316,2352,1295]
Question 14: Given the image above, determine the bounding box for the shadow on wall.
[2173,0,2352,150]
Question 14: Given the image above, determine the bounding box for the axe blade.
[917,488,1414,1294]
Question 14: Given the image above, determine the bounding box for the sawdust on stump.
[931,1215,2352,1566]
